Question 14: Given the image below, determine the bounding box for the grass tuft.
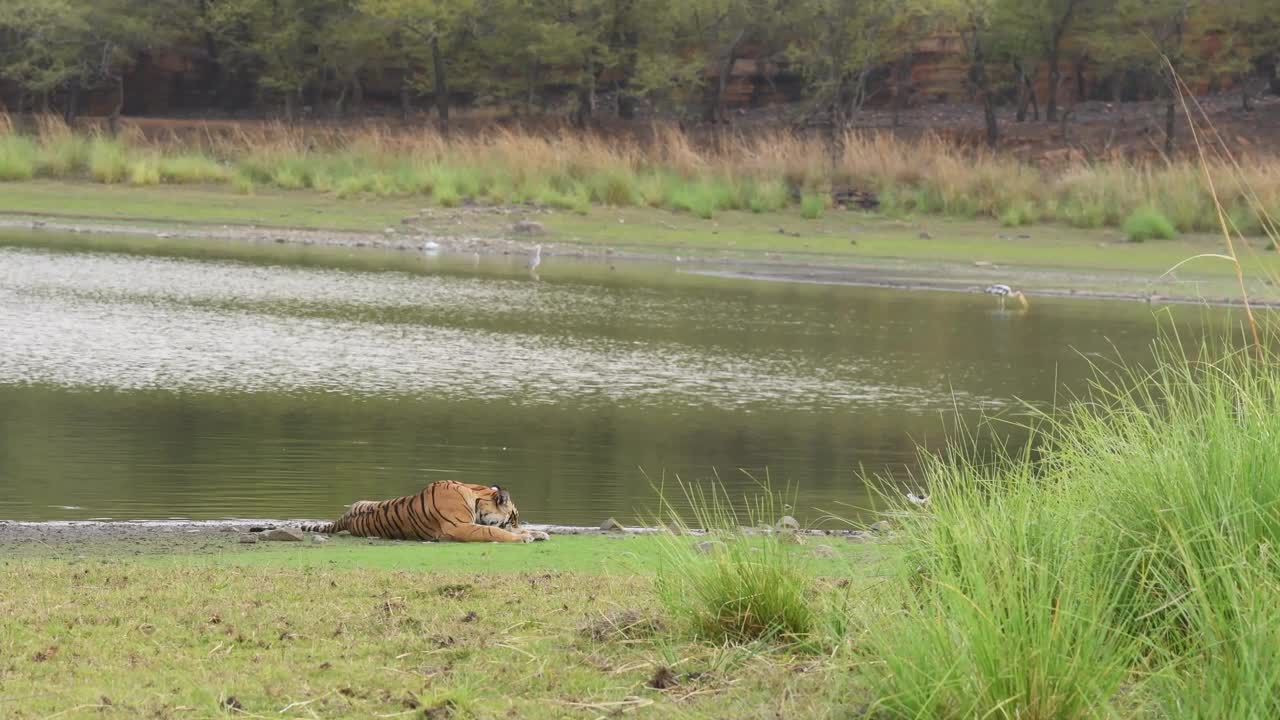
[88,138,130,184]
[799,193,825,220]
[0,134,37,180]
[653,477,817,644]
[1123,206,1178,242]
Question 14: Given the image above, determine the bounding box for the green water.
[0,230,1233,525]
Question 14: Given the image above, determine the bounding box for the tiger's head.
[475,485,521,530]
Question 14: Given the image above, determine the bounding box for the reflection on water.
[0,232,1229,524]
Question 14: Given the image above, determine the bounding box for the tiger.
[296,481,549,543]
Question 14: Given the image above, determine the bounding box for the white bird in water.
[907,492,930,507]
[984,283,1029,310]
[527,244,542,275]
[421,240,440,252]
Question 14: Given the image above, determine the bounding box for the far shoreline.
[3,198,1276,310]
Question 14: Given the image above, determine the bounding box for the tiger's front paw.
[520,530,550,543]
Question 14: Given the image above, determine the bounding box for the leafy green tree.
[0,0,188,124]
[205,0,345,120]
[1087,0,1209,153]
[787,0,938,128]
[359,0,481,128]
[941,0,1002,147]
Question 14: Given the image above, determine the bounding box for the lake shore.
[0,519,877,557]
[0,523,881,718]
[2,181,1277,307]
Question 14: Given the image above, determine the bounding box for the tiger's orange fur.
[300,481,547,543]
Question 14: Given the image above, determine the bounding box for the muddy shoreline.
[1,213,1268,308]
[0,515,875,543]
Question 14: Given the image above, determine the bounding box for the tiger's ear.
[492,487,512,506]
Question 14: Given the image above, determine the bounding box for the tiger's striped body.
[300,481,548,543]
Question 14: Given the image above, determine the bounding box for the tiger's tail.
[299,520,341,534]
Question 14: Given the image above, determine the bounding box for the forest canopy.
[0,0,1277,140]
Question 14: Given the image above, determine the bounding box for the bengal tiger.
[295,481,549,543]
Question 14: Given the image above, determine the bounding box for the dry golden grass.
[1,112,1277,233]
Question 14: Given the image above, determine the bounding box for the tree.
[998,0,1090,120]
[205,0,345,121]
[944,0,1001,147]
[1088,0,1208,154]
[0,0,187,124]
[359,0,480,129]
[787,0,902,129]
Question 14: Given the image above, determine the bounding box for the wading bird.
[984,283,1029,310]
[907,492,930,507]
[527,244,542,273]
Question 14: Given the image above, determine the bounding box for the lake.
[0,230,1232,525]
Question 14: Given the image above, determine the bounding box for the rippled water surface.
[0,231,1229,524]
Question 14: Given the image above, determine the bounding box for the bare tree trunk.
[108,75,125,135]
[63,79,80,125]
[333,83,347,117]
[399,72,412,122]
[892,58,912,128]
[707,28,746,123]
[284,90,296,123]
[431,35,449,133]
[1163,98,1176,155]
[1242,86,1252,112]
[971,52,998,147]
[1046,46,1061,121]
[526,61,539,113]
[573,61,596,128]
[1015,62,1030,122]
[351,76,364,113]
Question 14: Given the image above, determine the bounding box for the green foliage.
[1123,206,1177,241]
[88,138,130,183]
[38,134,90,177]
[0,134,38,180]
[654,479,818,644]
[867,335,1280,718]
[158,155,231,184]
[127,155,161,186]
[745,179,790,213]
[799,193,825,219]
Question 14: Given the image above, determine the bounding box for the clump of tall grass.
[88,137,130,183]
[1123,206,1177,241]
[0,133,38,180]
[158,154,230,184]
[653,476,817,644]
[0,116,1277,230]
[799,193,825,219]
[864,334,1280,717]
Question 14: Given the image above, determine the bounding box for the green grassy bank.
[0,534,879,719]
[5,181,1280,301]
[2,118,1278,240]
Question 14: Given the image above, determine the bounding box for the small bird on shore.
[907,492,930,507]
[527,244,542,273]
[984,283,1029,310]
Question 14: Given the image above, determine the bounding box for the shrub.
[38,134,90,177]
[799,193,825,220]
[653,479,816,644]
[128,155,162,186]
[1123,207,1177,242]
[88,138,130,183]
[867,336,1280,718]
[158,155,230,184]
[0,134,37,181]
